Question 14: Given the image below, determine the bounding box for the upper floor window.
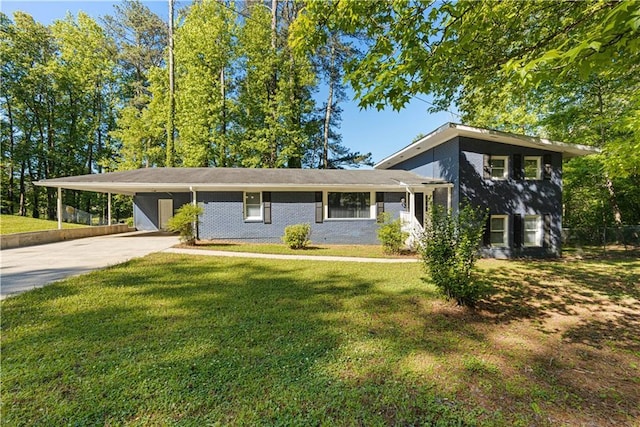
[489,156,509,180]
[244,192,262,221]
[524,156,542,180]
[490,215,508,247]
[328,192,371,219]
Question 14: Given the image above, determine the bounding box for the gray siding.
[133,192,191,231]
[458,137,562,257]
[176,191,408,245]
[390,137,460,208]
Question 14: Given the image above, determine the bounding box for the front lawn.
[2,253,638,425]
[191,240,416,258]
[0,214,87,235]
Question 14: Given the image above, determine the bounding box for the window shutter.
[513,154,523,180]
[483,215,491,246]
[513,213,522,249]
[375,192,384,218]
[315,191,323,223]
[543,213,552,248]
[483,154,491,179]
[263,192,271,224]
[543,154,552,180]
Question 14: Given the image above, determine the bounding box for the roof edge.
[374,122,600,169]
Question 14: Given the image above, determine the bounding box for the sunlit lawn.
[2,251,638,425]
[191,240,417,258]
[0,214,87,235]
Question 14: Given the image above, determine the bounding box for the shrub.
[282,223,311,249]
[419,204,489,307]
[166,204,203,245]
[376,212,408,254]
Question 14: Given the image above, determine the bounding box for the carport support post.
[57,187,62,229]
[191,186,198,240]
[107,193,112,226]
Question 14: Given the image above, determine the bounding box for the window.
[328,192,371,219]
[244,192,262,221]
[524,156,542,180]
[524,215,542,247]
[490,156,509,180]
[490,215,508,247]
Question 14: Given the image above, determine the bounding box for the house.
[36,123,597,257]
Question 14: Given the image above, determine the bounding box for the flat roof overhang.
[34,181,452,196]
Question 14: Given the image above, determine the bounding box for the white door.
[158,199,173,230]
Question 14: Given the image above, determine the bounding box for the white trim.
[523,156,542,180]
[243,191,262,222]
[523,214,542,247]
[325,190,374,220]
[489,155,509,180]
[490,215,509,248]
[374,122,599,169]
[33,182,452,196]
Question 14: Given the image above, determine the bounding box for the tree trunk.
[323,44,336,169]
[595,81,623,225]
[166,0,176,167]
[6,100,15,213]
[268,0,278,168]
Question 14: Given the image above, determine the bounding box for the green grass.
[2,253,639,425]
[0,214,87,235]
[193,240,417,258]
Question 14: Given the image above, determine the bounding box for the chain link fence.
[62,205,108,226]
[562,225,640,249]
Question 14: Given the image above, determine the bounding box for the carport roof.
[35,168,449,195]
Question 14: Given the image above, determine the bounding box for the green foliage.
[296,0,639,224]
[0,214,86,235]
[419,205,488,307]
[282,223,311,249]
[376,212,408,254]
[165,203,203,245]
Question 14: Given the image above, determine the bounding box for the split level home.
[36,123,598,258]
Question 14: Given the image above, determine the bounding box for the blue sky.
[2,0,459,166]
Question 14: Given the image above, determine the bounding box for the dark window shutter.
[513,154,523,180]
[483,154,491,179]
[315,191,323,223]
[513,213,522,249]
[543,154,552,180]
[483,215,491,246]
[543,213,552,248]
[263,192,271,224]
[375,192,384,218]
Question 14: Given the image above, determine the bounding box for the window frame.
[523,214,542,247]
[326,191,375,220]
[489,156,509,180]
[523,156,542,180]
[490,215,509,247]
[243,191,262,222]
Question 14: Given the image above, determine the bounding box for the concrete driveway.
[0,231,179,300]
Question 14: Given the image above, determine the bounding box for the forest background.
[1,0,638,237]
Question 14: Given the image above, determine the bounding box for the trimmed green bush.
[282,223,311,249]
[419,204,489,307]
[376,212,408,254]
[166,204,203,245]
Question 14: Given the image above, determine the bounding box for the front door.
[158,199,173,230]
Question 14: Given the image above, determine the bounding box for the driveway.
[0,231,179,300]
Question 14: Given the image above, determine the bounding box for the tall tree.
[294,0,640,224]
[173,0,237,167]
